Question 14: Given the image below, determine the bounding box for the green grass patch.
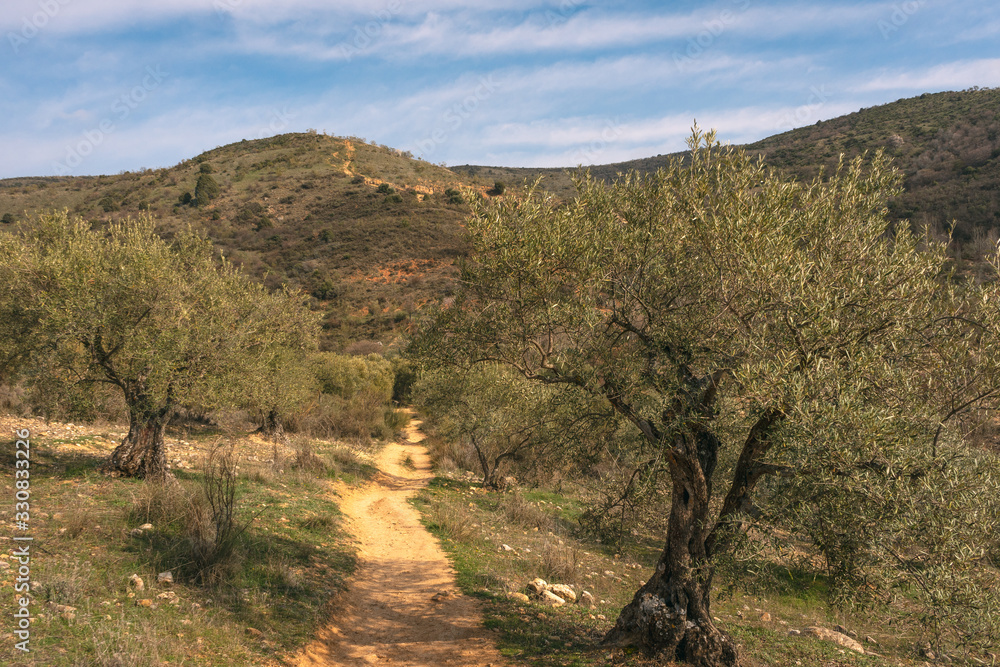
[0,429,368,666]
[412,475,936,667]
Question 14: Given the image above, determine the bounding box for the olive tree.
[415,130,1000,665]
[414,363,615,489]
[0,211,317,479]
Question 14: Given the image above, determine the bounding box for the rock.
[787,629,801,637]
[139,523,154,531]
[540,590,566,607]
[157,591,180,604]
[579,591,596,608]
[803,626,865,654]
[48,602,76,620]
[549,584,576,603]
[834,624,858,639]
[136,599,153,608]
[759,612,772,622]
[920,647,937,660]
[596,614,606,620]
[430,591,454,603]
[508,592,530,603]
[128,574,144,592]
[245,627,264,639]
[500,544,515,552]
[157,571,173,585]
[130,528,145,537]
[0,561,9,570]
[526,578,548,596]
[865,635,878,645]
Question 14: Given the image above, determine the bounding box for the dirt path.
[292,415,507,667]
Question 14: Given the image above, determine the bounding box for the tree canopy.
[0,211,318,479]
[413,129,1000,665]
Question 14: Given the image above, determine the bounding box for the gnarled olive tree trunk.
[103,384,172,480]
[255,408,287,443]
[603,422,745,666]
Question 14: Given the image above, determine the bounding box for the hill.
[0,133,493,350]
[3,89,999,351]
[455,88,1000,252]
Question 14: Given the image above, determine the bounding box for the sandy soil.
[292,415,508,667]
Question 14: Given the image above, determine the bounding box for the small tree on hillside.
[414,130,1000,665]
[194,173,220,207]
[0,211,318,480]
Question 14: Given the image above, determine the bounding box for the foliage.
[414,364,614,488]
[187,445,259,585]
[455,88,1000,254]
[0,211,318,478]
[281,351,402,439]
[416,128,1000,658]
[310,352,393,403]
[194,173,220,206]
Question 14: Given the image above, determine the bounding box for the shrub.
[99,194,120,212]
[376,183,394,194]
[310,353,393,402]
[194,173,220,206]
[186,446,258,585]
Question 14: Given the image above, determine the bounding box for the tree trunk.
[104,408,170,480]
[603,429,745,667]
[256,408,286,443]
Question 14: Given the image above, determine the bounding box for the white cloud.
[856,59,1000,92]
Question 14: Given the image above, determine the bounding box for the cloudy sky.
[1,0,998,178]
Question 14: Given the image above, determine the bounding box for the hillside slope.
[4,90,999,351]
[456,88,1000,247]
[0,133,490,349]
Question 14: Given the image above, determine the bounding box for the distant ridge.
[455,88,1000,246]
[3,89,999,350]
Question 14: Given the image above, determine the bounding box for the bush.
[376,183,394,194]
[99,194,120,212]
[194,174,220,207]
[2,213,15,224]
[187,446,257,585]
[311,352,393,403]
[391,357,417,403]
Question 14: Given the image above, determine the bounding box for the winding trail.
[292,414,507,667]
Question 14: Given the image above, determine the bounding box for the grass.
[411,475,955,667]
[0,418,380,666]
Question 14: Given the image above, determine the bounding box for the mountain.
[455,88,1000,251]
[0,133,492,350]
[3,89,999,350]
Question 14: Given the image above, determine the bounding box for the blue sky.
[1,0,998,178]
